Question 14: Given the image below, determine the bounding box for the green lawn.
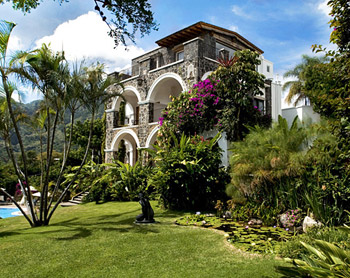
[0,202,283,278]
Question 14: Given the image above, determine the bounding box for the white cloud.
[35,11,145,73]
[231,5,253,19]
[229,25,239,32]
[7,35,25,53]
[317,0,331,17]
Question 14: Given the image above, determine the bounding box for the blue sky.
[0,0,333,103]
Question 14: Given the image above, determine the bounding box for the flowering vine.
[157,79,222,144]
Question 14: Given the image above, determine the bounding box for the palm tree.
[1,20,123,226]
[11,43,71,224]
[283,55,328,106]
[0,20,40,225]
[47,63,122,222]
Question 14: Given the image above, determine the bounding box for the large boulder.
[302,216,322,232]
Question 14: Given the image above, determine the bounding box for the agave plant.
[276,226,350,277]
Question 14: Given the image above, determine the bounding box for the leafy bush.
[276,226,350,277]
[278,226,350,260]
[158,79,221,144]
[227,116,310,224]
[148,132,230,210]
[111,161,154,201]
[63,161,114,203]
[299,132,350,226]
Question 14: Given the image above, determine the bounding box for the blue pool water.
[0,208,21,219]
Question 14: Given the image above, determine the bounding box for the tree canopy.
[283,55,328,106]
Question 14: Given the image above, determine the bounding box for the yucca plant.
[276,226,350,277]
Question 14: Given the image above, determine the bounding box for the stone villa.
[105,22,282,165]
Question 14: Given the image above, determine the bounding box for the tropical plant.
[48,62,121,221]
[210,49,269,141]
[228,116,309,199]
[63,160,113,203]
[300,0,350,226]
[111,161,154,201]
[158,78,221,144]
[283,54,328,106]
[148,132,230,210]
[278,226,350,260]
[227,116,311,223]
[0,20,37,224]
[276,226,350,277]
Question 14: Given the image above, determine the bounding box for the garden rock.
[223,211,232,219]
[302,216,322,232]
[248,218,262,225]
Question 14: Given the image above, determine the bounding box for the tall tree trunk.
[48,111,75,211]
[40,102,51,223]
[43,110,59,224]
[2,74,37,225]
[2,131,34,225]
[47,108,96,223]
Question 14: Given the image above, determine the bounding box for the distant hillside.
[0,99,105,163]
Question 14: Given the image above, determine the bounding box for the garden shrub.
[158,79,222,144]
[64,159,154,203]
[227,116,310,224]
[278,226,350,260]
[276,226,350,277]
[298,132,350,226]
[111,161,154,201]
[63,160,115,203]
[148,132,230,210]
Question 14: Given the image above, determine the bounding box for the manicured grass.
[0,202,283,277]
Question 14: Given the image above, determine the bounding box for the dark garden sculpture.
[135,193,155,223]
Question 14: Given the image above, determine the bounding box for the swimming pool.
[0,208,21,219]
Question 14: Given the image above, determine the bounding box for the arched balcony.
[111,130,140,166]
[112,86,141,128]
[147,73,186,123]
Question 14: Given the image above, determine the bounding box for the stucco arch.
[110,129,140,166]
[112,85,141,110]
[146,72,187,102]
[145,126,159,148]
[110,129,141,150]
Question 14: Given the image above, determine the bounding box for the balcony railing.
[113,112,139,128]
